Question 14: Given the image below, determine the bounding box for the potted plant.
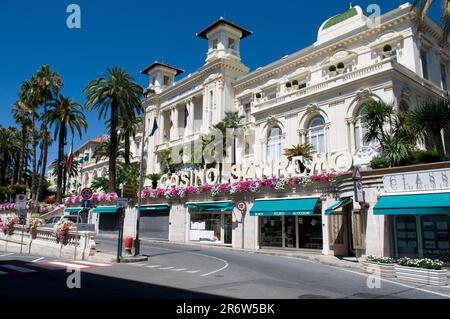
[328,65,337,76]
[383,44,392,57]
[362,255,396,278]
[147,173,162,189]
[0,217,19,236]
[285,82,292,92]
[26,218,44,239]
[54,220,75,246]
[255,92,262,101]
[337,62,345,73]
[395,257,448,286]
[292,80,299,89]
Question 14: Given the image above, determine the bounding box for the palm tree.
[47,95,87,203]
[12,100,33,185]
[0,127,21,186]
[35,66,63,202]
[362,101,396,148]
[407,98,450,161]
[92,137,126,164]
[84,67,143,192]
[283,144,313,173]
[412,0,450,42]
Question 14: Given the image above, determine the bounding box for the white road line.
[146,265,161,268]
[0,253,14,257]
[46,262,89,269]
[338,268,450,298]
[172,268,188,272]
[70,260,111,267]
[130,263,148,267]
[0,265,37,273]
[186,270,200,274]
[32,257,44,262]
[158,266,175,270]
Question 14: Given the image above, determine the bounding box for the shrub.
[147,173,162,181]
[366,255,395,264]
[292,80,299,86]
[397,257,443,270]
[328,65,336,72]
[407,149,441,165]
[370,156,391,169]
[383,44,392,52]
[285,82,292,88]
[337,62,345,69]
[255,92,262,99]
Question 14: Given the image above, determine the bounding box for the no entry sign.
[236,201,247,212]
[81,188,93,200]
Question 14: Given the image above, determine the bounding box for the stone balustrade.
[0,224,96,260]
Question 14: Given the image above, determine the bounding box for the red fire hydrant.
[125,236,133,255]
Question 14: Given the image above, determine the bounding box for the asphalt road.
[1,236,450,299]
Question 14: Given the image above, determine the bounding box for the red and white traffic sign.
[236,201,247,212]
[81,188,93,200]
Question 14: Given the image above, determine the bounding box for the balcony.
[252,57,442,115]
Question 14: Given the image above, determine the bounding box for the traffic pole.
[135,107,147,256]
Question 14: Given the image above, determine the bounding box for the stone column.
[345,117,356,154]
[324,123,331,154]
[172,106,179,141]
[159,112,165,143]
[297,129,307,144]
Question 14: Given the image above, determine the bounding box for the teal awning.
[93,206,121,214]
[187,202,234,212]
[374,192,450,215]
[250,197,320,216]
[138,204,170,212]
[64,207,84,214]
[325,198,351,216]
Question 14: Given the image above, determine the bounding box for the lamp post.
[134,108,147,256]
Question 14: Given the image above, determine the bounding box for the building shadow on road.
[0,260,230,299]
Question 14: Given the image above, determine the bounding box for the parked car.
[44,215,95,232]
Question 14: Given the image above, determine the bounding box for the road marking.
[146,265,161,268]
[32,257,44,262]
[71,260,111,267]
[338,268,450,298]
[46,262,89,269]
[0,265,37,273]
[130,263,148,267]
[0,253,14,257]
[172,268,188,272]
[158,266,175,270]
[186,270,200,274]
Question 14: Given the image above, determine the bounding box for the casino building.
[63,3,450,260]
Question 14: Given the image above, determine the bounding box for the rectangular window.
[244,103,251,122]
[212,38,218,49]
[228,38,236,50]
[420,50,429,80]
[298,82,307,89]
[441,63,447,90]
[267,91,277,100]
[163,75,170,86]
[152,77,156,86]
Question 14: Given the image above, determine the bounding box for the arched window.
[307,116,326,154]
[354,104,379,151]
[266,126,283,164]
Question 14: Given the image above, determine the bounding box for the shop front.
[187,201,234,245]
[374,192,450,261]
[251,197,323,250]
[138,204,170,240]
[93,205,122,234]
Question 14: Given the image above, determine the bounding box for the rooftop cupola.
[140,62,184,94]
[315,4,369,46]
[197,17,252,64]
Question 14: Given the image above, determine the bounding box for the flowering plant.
[397,257,444,270]
[63,193,118,205]
[44,196,57,204]
[54,220,75,245]
[26,218,44,234]
[140,173,338,200]
[0,217,20,235]
[366,255,396,264]
[0,203,16,211]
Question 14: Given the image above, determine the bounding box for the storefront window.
[421,215,450,261]
[261,217,283,248]
[394,215,419,258]
[189,212,233,244]
[298,216,323,249]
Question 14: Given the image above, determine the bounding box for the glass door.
[394,215,418,258]
[284,216,297,248]
[223,213,233,245]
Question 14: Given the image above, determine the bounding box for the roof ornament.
[349,2,353,9]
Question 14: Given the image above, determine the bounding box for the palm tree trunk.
[1,155,9,186]
[17,124,27,185]
[124,130,131,165]
[433,130,447,161]
[56,123,66,203]
[31,116,38,201]
[63,168,67,197]
[37,117,49,201]
[108,101,119,192]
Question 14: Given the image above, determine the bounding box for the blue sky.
[0,0,442,167]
